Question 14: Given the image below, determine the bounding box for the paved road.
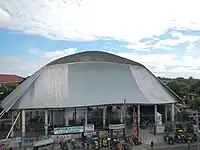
[135,143,198,150]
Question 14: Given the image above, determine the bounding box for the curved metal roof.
[1,51,182,112]
[47,51,144,67]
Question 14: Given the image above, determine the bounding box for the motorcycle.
[92,138,100,150]
[132,136,142,145]
[166,135,174,145]
[71,139,82,149]
[101,137,108,147]
[122,143,131,150]
[184,133,193,143]
[83,141,89,149]
[164,132,175,145]
[174,133,185,143]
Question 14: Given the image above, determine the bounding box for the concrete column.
[171,103,175,122]
[103,106,106,129]
[165,104,168,123]
[120,105,124,123]
[44,109,48,136]
[154,105,157,125]
[64,109,69,126]
[74,108,77,123]
[22,109,26,137]
[85,107,88,126]
[53,110,56,125]
[49,110,52,126]
[11,111,14,137]
[137,105,140,131]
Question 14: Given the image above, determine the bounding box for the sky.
[1,0,200,78]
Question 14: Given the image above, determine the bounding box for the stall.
[108,124,125,140]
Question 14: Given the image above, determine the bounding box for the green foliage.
[190,98,200,110]
[159,76,200,97]
[159,76,200,109]
[0,84,18,101]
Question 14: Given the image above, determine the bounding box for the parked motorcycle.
[174,133,185,143]
[101,136,108,147]
[132,135,142,145]
[110,139,120,150]
[71,139,82,149]
[164,132,175,145]
[122,143,131,150]
[92,138,100,150]
[184,133,193,143]
[83,141,89,149]
[61,141,69,150]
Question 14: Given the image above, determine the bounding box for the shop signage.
[84,124,94,132]
[54,126,84,134]
[109,124,125,130]
[84,131,97,137]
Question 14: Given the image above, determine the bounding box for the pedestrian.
[154,125,156,135]
[150,140,154,149]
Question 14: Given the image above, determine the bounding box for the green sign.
[54,126,84,135]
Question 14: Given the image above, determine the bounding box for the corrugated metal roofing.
[1,51,181,112]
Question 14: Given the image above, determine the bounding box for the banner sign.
[54,126,84,135]
[84,124,94,132]
[109,124,125,130]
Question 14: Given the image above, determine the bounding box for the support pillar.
[84,107,88,126]
[44,109,48,136]
[11,111,14,137]
[103,106,106,129]
[74,108,77,123]
[137,105,140,134]
[171,103,175,122]
[53,110,56,126]
[165,104,168,123]
[22,109,26,137]
[49,110,52,126]
[64,109,69,126]
[120,105,124,123]
[154,105,157,125]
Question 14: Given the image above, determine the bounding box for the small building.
[0,74,24,84]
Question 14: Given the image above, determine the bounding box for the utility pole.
[197,110,199,150]
[188,110,200,150]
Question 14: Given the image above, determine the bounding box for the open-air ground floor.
[0,103,176,148]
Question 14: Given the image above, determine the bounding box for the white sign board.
[85,124,94,132]
[109,124,125,130]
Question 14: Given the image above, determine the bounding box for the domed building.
[0,51,181,138]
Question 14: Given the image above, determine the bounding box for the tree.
[167,81,189,97]
[0,84,18,102]
[190,98,200,110]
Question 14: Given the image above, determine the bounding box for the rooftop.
[0,74,24,84]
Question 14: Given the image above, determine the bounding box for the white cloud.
[1,48,200,78]
[1,0,200,44]
[126,31,200,50]
[0,48,76,77]
[41,48,76,60]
